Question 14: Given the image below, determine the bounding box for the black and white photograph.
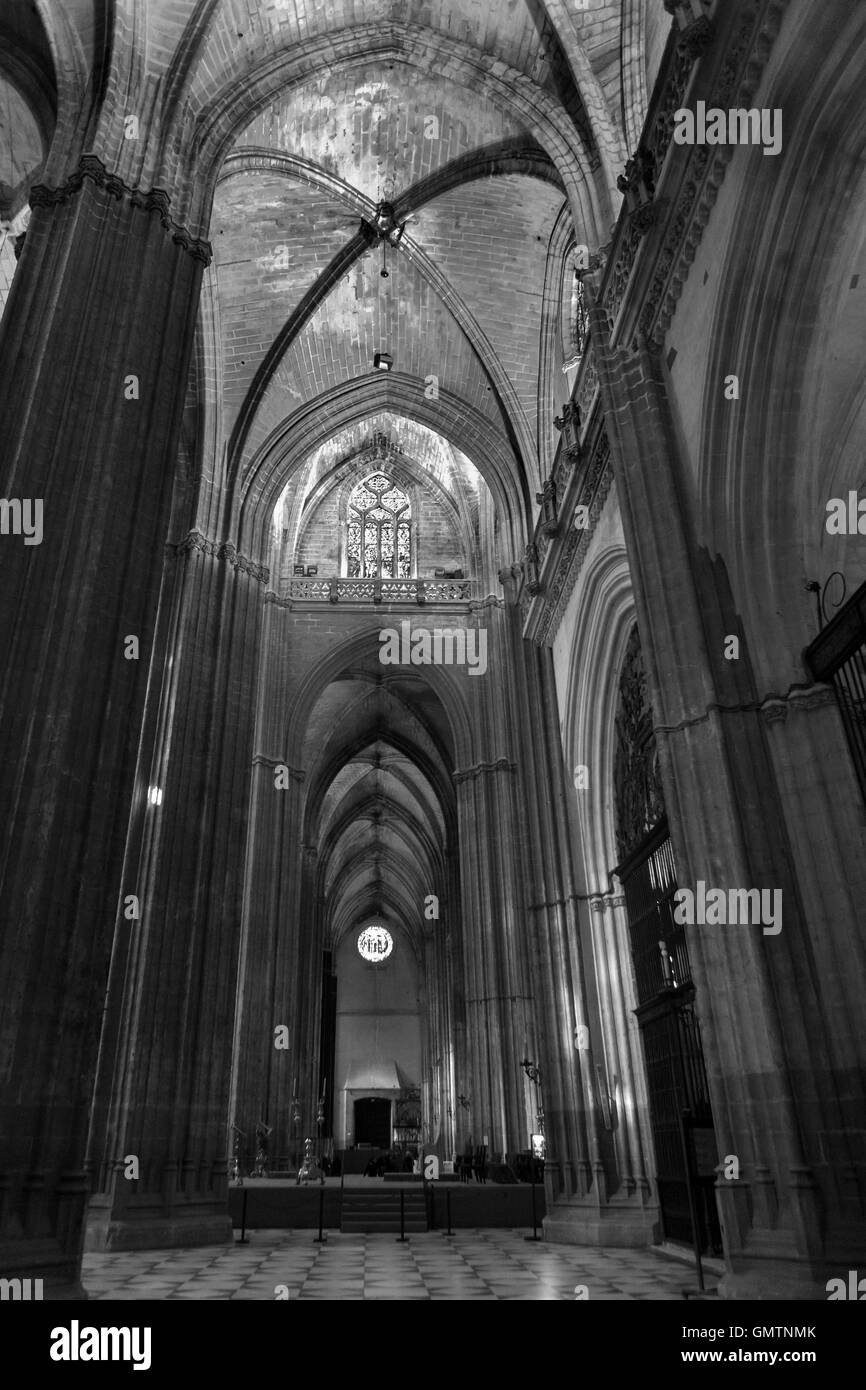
[0,0,864,1359]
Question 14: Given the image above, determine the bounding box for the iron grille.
[805,578,866,804]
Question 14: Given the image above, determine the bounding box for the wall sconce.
[520,1057,544,1136]
[373,351,393,372]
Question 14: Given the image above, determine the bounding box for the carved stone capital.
[168,531,268,584]
[453,758,517,784]
[30,155,213,265]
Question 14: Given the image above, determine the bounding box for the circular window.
[357,923,393,962]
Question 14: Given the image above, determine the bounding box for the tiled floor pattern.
[82,1231,692,1300]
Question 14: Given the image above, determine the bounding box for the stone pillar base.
[543,1199,660,1247]
[718,1260,827,1301]
[0,1238,89,1299]
[718,1224,866,1300]
[85,1199,233,1253]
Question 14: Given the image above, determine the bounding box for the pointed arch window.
[346,473,412,578]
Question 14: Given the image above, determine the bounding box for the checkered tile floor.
[82,1230,692,1300]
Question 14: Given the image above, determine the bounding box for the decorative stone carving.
[554,401,581,460]
[664,0,715,57]
[497,563,523,606]
[453,758,517,784]
[536,478,558,535]
[30,155,213,265]
[616,148,656,210]
[169,530,269,584]
[524,543,542,596]
[576,353,600,423]
[613,626,666,860]
[534,432,614,646]
[612,0,790,344]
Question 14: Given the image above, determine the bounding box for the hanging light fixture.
[372,199,406,246]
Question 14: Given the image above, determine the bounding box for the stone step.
[341,1191,428,1233]
[341,1220,427,1233]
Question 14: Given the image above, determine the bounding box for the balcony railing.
[284,576,473,605]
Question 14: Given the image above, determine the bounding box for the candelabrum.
[251,1121,272,1178]
[230,1124,245,1187]
[296,1136,325,1187]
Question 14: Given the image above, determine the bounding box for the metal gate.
[805,577,866,802]
[618,825,722,1254]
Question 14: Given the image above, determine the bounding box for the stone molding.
[760,684,837,725]
[169,530,269,583]
[252,754,305,780]
[453,757,517,784]
[654,682,838,734]
[589,894,626,913]
[29,154,213,265]
[469,596,506,612]
[603,0,790,346]
[527,890,624,912]
[524,437,615,646]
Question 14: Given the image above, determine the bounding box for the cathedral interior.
[1,0,865,1306]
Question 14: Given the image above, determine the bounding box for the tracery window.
[346,473,412,578]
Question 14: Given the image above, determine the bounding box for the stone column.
[232,762,309,1176]
[85,533,265,1250]
[591,321,845,1296]
[455,607,535,1159]
[0,160,207,1295]
[513,627,657,1244]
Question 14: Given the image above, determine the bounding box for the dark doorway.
[354,1097,391,1147]
[613,625,722,1255]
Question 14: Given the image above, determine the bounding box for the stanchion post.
[237,1187,249,1244]
[524,1167,541,1242]
[396,1187,406,1242]
[314,1182,326,1244]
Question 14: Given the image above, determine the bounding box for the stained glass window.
[347,473,412,578]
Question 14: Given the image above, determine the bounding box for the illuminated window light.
[357,923,393,962]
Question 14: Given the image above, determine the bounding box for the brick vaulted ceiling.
[2,0,665,539]
[211,57,572,507]
[177,0,660,538]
